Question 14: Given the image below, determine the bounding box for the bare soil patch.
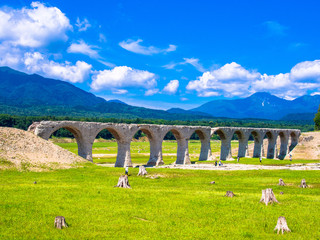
[0,127,87,171]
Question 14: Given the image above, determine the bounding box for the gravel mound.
[0,127,87,171]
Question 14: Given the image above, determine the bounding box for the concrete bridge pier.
[266,132,277,159]
[77,139,94,162]
[199,137,212,161]
[236,131,251,158]
[253,132,264,158]
[147,139,164,166]
[220,136,233,160]
[267,138,276,159]
[115,140,132,167]
[197,130,212,161]
[175,138,191,164]
[239,139,249,158]
[288,132,299,152]
[278,132,289,160]
[213,128,234,160]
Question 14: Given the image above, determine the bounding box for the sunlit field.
[1,166,320,239]
[1,138,320,239]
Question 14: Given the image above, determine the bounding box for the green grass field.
[1,165,319,239]
[1,139,320,239]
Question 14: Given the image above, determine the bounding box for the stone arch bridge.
[29,121,300,167]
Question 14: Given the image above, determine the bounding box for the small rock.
[280,191,284,195]
[210,181,215,184]
[34,181,37,184]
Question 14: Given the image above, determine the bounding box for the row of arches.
[32,121,300,167]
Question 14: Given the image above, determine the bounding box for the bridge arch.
[93,125,131,167]
[211,128,233,160]
[162,128,186,164]
[45,124,88,160]
[187,129,212,161]
[130,127,156,166]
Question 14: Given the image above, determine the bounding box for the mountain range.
[189,92,320,120]
[0,66,319,121]
[0,67,209,120]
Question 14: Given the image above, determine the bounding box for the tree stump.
[274,216,291,234]
[278,178,285,186]
[260,188,278,205]
[54,216,68,229]
[137,165,148,176]
[300,179,307,188]
[225,191,235,197]
[115,175,131,188]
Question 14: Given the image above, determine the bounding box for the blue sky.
[1,1,320,109]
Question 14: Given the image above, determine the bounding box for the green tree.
[314,105,320,130]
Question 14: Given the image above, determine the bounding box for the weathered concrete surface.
[30,121,301,167]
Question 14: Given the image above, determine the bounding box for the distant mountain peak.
[107,99,127,105]
[191,91,320,120]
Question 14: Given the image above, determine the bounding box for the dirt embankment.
[290,132,320,159]
[0,127,87,171]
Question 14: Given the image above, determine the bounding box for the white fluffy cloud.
[163,80,179,94]
[0,42,91,83]
[186,60,320,99]
[187,62,259,97]
[91,66,157,91]
[119,39,176,55]
[0,2,72,47]
[290,60,320,82]
[67,40,99,58]
[0,43,22,68]
[24,52,92,83]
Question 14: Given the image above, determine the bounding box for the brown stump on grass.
[115,175,131,188]
[225,191,235,197]
[137,165,148,176]
[54,216,68,229]
[274,216,291,234]
[278,178,285,186]
[260,188,278,205]
[300,179,307,188]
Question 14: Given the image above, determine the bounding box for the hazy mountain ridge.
[191,92,320,120]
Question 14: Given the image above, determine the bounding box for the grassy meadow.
[1,166,320,239]
[1,138,320,239]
